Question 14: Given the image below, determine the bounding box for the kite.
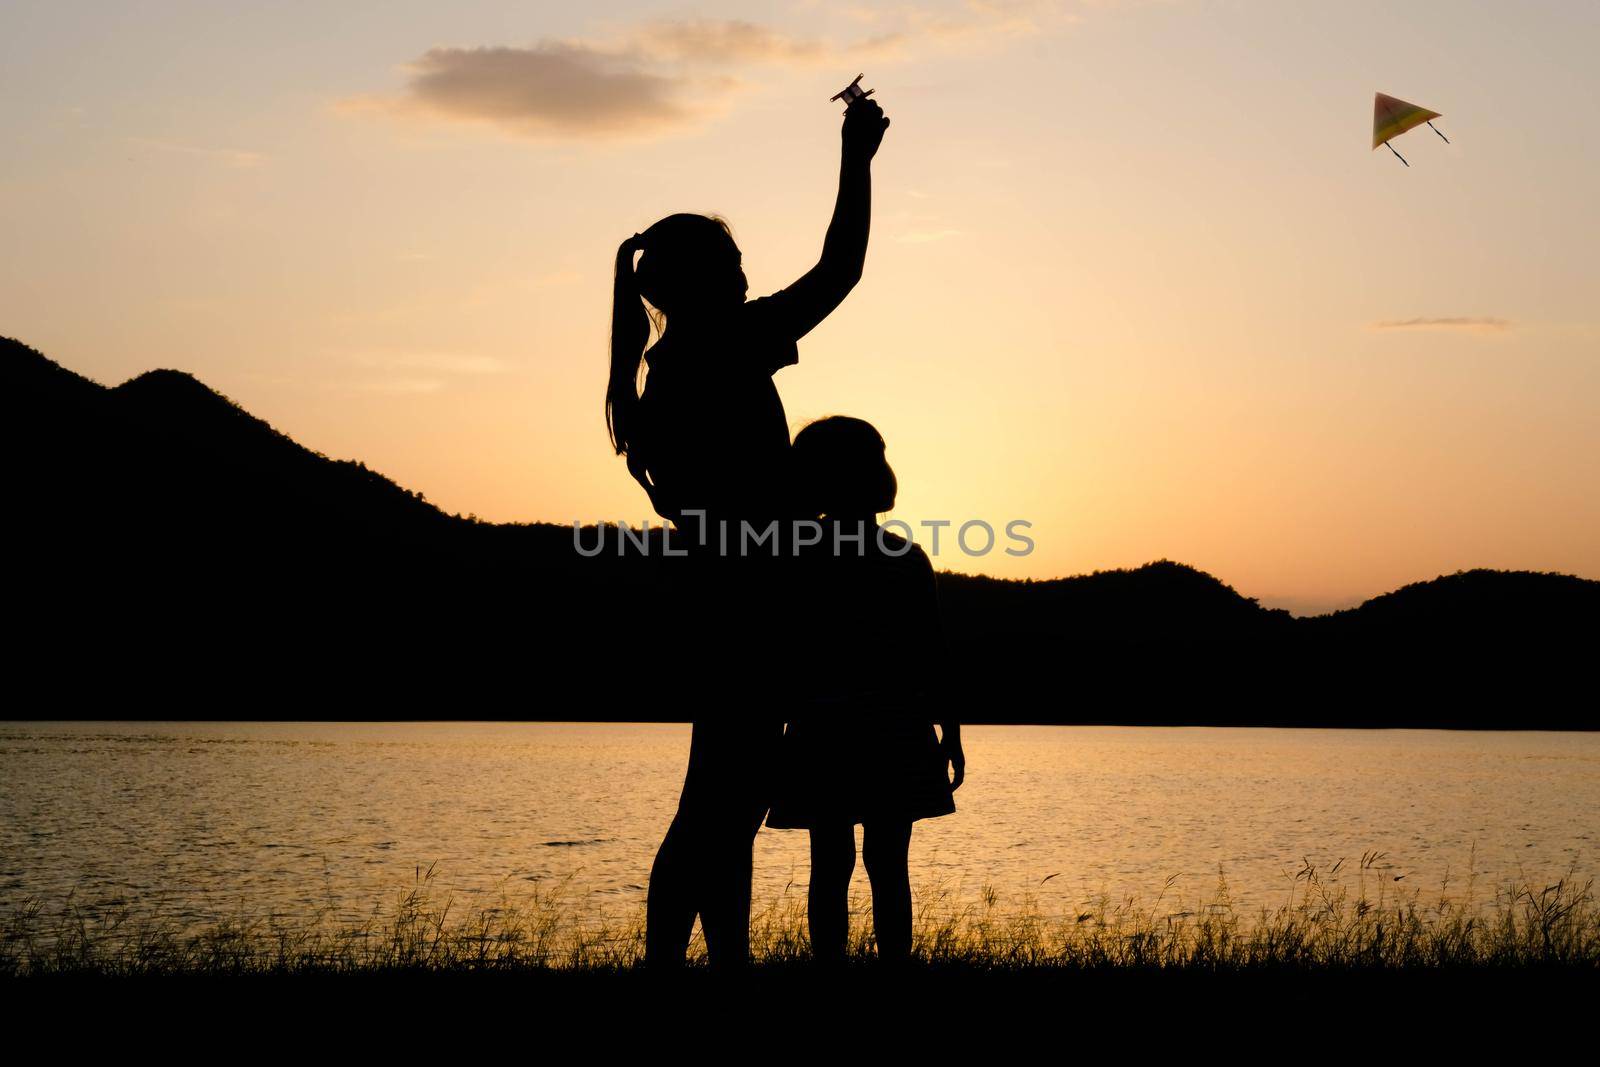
[1373,92,1449,166]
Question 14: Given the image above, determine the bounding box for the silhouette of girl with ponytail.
[607,95,891,969]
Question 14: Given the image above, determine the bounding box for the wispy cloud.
[1371,317,1513,333]
[337,20,857,142]
[637,19,828,65]
[350,377,446,394]
[331,349,513,395]
[896,228,963,243]
[342,349,513,375]
[839,0,1079,50]
[344,6,1070,142]
[339,43,702,140]
[125,137,266,168]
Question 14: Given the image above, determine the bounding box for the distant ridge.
[5,336,1596,727]
[1307,569,1600,634]
[5,338,454,546]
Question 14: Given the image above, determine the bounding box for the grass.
[3,855,1597,979]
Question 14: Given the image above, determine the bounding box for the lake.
[1,721,1595,929]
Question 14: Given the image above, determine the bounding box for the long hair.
[606,214,741,498]
[607,234,651,491]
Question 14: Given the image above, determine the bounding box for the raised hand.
[842,97,890,163]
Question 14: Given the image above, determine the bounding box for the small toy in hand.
[830,73,874,112]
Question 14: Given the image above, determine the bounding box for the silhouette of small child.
[766,416,965,964]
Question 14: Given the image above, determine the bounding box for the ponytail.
[607,234,651,492]
[606,214,735,514]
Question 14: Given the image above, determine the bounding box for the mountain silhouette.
[10,347,451,544]
[1305,569,1599,635]
[939,560,1293,644]
[5,337,1594,726]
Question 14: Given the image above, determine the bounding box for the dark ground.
[8,967,1595,1054]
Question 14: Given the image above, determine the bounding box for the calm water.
[1,721,1595,928]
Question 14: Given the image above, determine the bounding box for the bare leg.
[698,809,763,969]
[645,812,698,968]
[862,820,913,963]
[646,724,713,970]
[807,823,856,963]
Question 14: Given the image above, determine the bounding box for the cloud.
[340,19,866,142]
[340,43,701,139]
[387,352,511,374]
[839,0,1074,49]
[125,137,266,168]
[350,378,446,394]
[345,8,1071,142]
[332,349,513,395]
[895,228,963,243]
[639,19,826,64]
[1371,317,1513,333]
[344,349,512,375]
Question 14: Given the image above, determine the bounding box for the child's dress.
[766,525,956,828]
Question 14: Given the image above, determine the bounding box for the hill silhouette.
[5,336,1594,727]
[1304,569,1600,635]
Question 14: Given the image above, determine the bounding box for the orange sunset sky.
[3,1,1597,614]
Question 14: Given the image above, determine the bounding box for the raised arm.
[772,96,890,340]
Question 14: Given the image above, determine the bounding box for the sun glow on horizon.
[3,1,1598,615]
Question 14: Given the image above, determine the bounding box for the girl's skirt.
[766,712,956,829]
